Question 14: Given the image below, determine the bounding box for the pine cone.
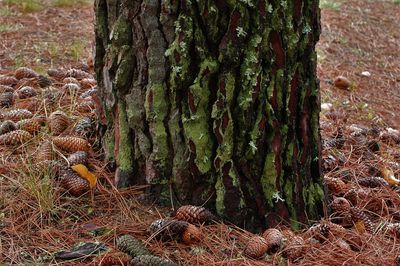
[36,160,64,176]
[0,129,32,145]
[43,87,62,103]
[181,223,202,244]
[59,167,90,196]
[37,75,53,88]
[0,109,33,122]
[47,68,66,80]
[67,151,88,166]
[343,189,358,206]
[80,78,97,90]
[0,92,14,108]
[330,197,351,214]
[0,85,14,93]
[350,207,374,234]
[17,118,42,135]
[174,205,214,224]
[244,235,269,259]
[62,83,80,95]
[63,77,80,85]
[75,117,94,136]
[15,86,37,99]
[322,137,346,149]
[358,176,389,188]
[262,228,283,253]
[116,235,151,257]
[15,67,38,79]
[76,98,95,113]
[80,88,98,99]
[324,177,347,195]
[283,235,305,262]
[385,223,400,238]
[335,238,351,251]
[304,223,330,243]
[53,136,90,152]
[66,68,93,80]
[131,255,177,266]
[36,140,54,161]
[0,120,18,135]
[94,251,131,266]
[48,111,71,135]
[148,219,201,244]
[0,76,18,86]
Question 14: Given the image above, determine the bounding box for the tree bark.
[94,0,324,231]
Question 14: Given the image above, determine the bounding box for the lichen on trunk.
[95,0,324,231]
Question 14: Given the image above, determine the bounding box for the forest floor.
[0,0,400,265]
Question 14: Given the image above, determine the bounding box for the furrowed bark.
[95,0,324,231]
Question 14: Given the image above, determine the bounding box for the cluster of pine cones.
[0,66,98,196]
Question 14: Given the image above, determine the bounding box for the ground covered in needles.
[0,0,400,265]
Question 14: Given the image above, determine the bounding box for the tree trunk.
[94,0,324,230]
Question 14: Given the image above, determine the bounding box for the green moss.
[145,83,169,164]
[114,47,134,91]
[214,176,226,215]
[111,16,132,47]
[117,101,134,172]
[303,182,324,216]
[183,59,218,174]
[261,153,277,207]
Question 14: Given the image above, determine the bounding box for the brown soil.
[0,1,399,265]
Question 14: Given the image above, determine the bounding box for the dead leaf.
[71,164,97,188]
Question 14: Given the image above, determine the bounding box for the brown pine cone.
[0,76,18,86]
[15,67,38,79]
[335,238,351,251]
[385,223,400,238]
[343,189,359,206]
[62,77,80,85]
[350,207,374,234]
[74,117,94,137]
[76,98,95,113]
[48,111,71,135]
[181,223,202,244]
[0,85,14,93]
[65,68,93,80]
[67,151,88,166]
[15,86,37,99]
[304,223,330,243]
[36,140,54,161]
[325,177,348,195]
[53,136,90,152]
[80,88,98,99]
[0,109,33,122]
[0,120,18,135]
[244,235,269,259]
[330,197,351,214]
[37,75,53,88]
[47,68,66,80]
[80,78,97,90]
[0,129,32,145]
[62,83,80,95]
[358,176,389,188]
[93,251,131,266]
[283,235,305,262]
[262,228,283,253]
[0,92,14,108]
[131,255,177,266]
[35,160,64,176]
[148,219,201,244]
[59,167,90,196]
[174,205,214,224]
[17,118,42,135]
